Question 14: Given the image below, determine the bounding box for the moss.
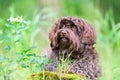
[27,71,85,80]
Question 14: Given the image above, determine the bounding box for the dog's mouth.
[59,37,69,42]
[58,37,70,49]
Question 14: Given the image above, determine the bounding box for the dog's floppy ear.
[49,22,58,41]
[49,21,59,48]
[72,18,96,45]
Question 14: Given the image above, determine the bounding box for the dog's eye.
[59,24,64,29]
[71,27,76,30]
[65,24,70,28]
[59,25,62,28]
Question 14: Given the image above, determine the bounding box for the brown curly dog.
[41,17,101,80]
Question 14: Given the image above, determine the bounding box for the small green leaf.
[4,45,11,51]
[23,47,36,53]
[46,58,52,64]
[0,56,6,62]
[35,65,42,72]
[26,53,36,57]
[21,63,29,68]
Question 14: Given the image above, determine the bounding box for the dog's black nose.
[61,30,67,35]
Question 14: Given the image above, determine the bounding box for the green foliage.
[96,11,120,80]
[0,0,37,19]
[0,17,51,80]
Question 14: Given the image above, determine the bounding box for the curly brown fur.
[41,17,101,80]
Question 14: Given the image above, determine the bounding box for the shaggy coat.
[41,17,101,80]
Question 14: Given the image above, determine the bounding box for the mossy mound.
[27,71,85,80]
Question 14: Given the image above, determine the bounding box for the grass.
[95,11,120,80]
[56,53,72,74]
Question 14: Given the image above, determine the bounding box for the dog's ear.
[49,22,58,41]
[72,18,96,45]
[49,21,59,49]
[69,30,80,51]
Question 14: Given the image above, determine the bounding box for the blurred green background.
[0,0,120,80]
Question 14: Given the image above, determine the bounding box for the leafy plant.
[0,17,51,80]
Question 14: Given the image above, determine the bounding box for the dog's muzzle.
[58,29,70,49]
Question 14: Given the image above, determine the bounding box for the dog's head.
[49,17,96,52]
